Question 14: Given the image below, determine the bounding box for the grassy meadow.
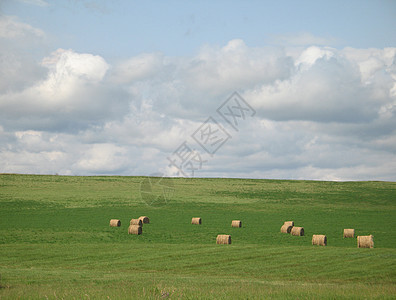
[0,174,395,299]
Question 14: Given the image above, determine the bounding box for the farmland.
[0,174,395,299]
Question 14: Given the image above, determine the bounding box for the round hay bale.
[216,234,231,244]
[280,224,293,233]
[191,217,201,225]
[284,221,294,227]
[128,225,142,235]
[357,235,374,248]
[109,219,121,227]
[130,219,143,226]
[139,216,150,224]
[312,234,327,246]
[343,229,355,238]
[291,226,304,236]
[231,220,242,228]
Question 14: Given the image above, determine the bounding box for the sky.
[0,0,395,181]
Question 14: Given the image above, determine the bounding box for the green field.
[0,174,395,299]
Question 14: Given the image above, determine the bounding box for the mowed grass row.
[0,174,395,299]
[1,243,395,299]
[0,203,394,247]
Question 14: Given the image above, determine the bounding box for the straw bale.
[109,219,121,227]
[281,224,293,233]
[191,217,202,225]
[231,220,242,228]
[216,234,231,244]
[139,216,150,224]
[130,219,143,226]
[312,234,327,246]
[291,226,304,236]
[343,229,354,238]
[357,235,374,248]
[128,225,142,235]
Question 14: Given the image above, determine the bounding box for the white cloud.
[247,46,394,124]
[0,33,395,180]
[39,48,109,100]
[0,48,129,132]
[183,39,293,96]
[295,46,335,68]
[110,53,164,84]
[343,47,396,84]
[0,49,46,92]
[73,143,129,174]
[0,15,45,39]
[0,15,47,93]
[42,48,109,80]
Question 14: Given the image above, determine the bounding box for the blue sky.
[0,0,395,180]
[3,0,396,57]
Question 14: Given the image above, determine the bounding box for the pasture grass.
[0,174,395,299]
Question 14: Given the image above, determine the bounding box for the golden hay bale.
[357,235,374,248]
[231,220,242,228]
[291,226,304,236]
[109,219,121,227]
[139,216,150,224]
[128,225,142,235]
[216,235,231,244]
[343,229,355,238]
[280,224,293,233]
[191,217,202,225]
[130,219,143,226]
[312,234,327,246]
[284,221,294,227]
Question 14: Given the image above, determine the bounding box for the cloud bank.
[0,16,395,181]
